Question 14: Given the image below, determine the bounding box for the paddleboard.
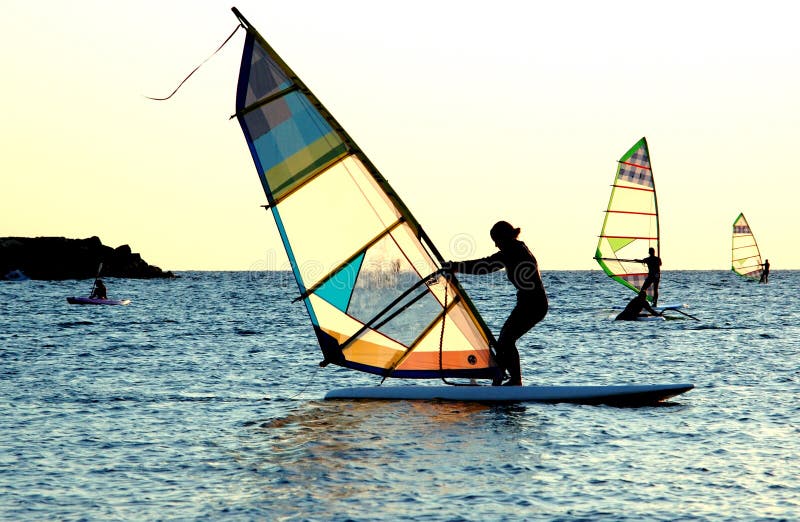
[67,296,131,306]
[325,383,693,406]
[612,302,686,311]
[654,303,686,312]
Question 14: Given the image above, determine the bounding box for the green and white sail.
[594,137,659,299]
[231,8,500,380]
[731,213,763,281]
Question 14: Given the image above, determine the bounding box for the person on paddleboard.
[615,290,662,321]
[637,247,661,305]
[90,279,107,300]
[444,220,548,386]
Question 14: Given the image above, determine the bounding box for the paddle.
[89,262,103,297]
[667,308,700,321]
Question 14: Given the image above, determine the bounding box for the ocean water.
[1,270,798,521]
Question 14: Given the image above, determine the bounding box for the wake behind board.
[325,383,693,406]
[67,296,131,306]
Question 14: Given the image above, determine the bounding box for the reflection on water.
[244,400,542,519]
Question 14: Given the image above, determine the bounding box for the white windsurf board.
[325,383,693,406]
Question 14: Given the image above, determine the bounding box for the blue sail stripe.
[270,205,319,326]
[250,93,335,175]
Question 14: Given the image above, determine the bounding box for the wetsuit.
[455,239,548,383]
[615,294,658,321]
[640,254,661,304]
[91,281,107,300]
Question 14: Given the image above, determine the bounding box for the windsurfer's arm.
[644,302,661,316]
[448,253,504,276]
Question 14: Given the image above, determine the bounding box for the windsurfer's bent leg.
[493,297,547,386]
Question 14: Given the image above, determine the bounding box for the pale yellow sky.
[2,0,797,270]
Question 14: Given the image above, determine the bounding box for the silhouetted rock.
[0,236,175,280]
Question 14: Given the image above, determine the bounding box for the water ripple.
[0,271,798,520]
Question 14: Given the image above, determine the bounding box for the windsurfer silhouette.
[637,247,661,305]
[759,259,770,283]
[444,221,548,386]
[615,290,662,321]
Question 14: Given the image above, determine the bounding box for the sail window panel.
[414,301,490,355]
[618,273,648,290]
[395,305,493,372]
[382,223,463,312]
[309,295,406,370]
[247,92,347,200]
[348,233,441,347]
[277,157,402,290]
[386,224,448,299]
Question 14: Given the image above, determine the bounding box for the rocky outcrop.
[0,236,174,280]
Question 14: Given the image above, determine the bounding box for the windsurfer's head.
[490,221,520,245]
[648,247,655,255]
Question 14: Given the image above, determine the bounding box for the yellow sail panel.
[276,156,401,291]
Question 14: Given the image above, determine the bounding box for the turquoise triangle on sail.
[315,252,365,312]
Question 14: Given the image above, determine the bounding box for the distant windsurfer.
[90,279,107,300]
[637,247,661,305]
[759,259,770,283]
[615,290,662,321]
[444,221,548,386]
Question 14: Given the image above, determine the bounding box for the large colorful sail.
[594,138,659,299]
[731,213,763,281]
[231,8,499,380]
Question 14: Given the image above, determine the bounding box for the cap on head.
[490,220,520,242]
